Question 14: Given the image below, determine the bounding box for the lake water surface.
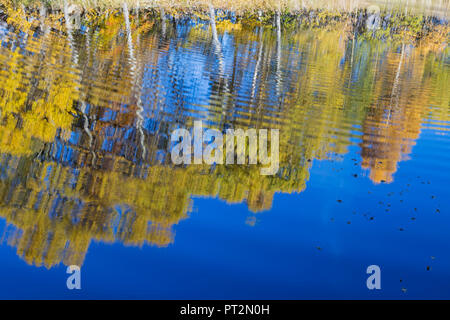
[0,10,449,298]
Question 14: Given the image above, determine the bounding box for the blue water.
[0,11,449,299]
[1,132,448,299]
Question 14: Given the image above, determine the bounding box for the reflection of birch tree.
[123,2,146,159]
[275,8,282,105]
[208,4,229,118]
[209,4,225,76]
[387,43,405,123]
[251,27,264,103]
[160,7,166,37]
[64,0,96,163]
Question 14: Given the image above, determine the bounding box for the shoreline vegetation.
[0,0,448,46]
[4,0,450,14]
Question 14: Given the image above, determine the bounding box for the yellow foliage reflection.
[0,8,448,268]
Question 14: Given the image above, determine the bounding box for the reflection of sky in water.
[1,134,449,299]
[0,11,449,298]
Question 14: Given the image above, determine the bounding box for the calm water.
[0,11,449,299]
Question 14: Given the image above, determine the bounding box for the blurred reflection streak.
[124,2,146,160]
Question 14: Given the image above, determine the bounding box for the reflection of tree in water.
[0,8,448,267]
[359,44,445,183]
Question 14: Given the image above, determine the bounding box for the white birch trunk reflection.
[123,2,147,160]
